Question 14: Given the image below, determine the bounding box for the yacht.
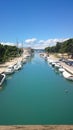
[63,71,73,81]
[21,58,27,64]
[14,61,22,71]
[5,65,15,74]
[51,61,58,66]
[59,67,65,73]
[55,63,61,68]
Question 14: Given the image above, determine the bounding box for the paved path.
[49,55,73,75]
[60,62,73,75]
[0,125,73,130]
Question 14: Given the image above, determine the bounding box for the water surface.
[0,53,73,125]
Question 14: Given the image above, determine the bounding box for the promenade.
[48,54,73,75]
[0,125,73,130]
[60,62,73,75]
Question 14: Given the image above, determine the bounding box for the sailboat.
[14,40,22,70]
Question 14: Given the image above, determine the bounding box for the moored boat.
[51,61,58,66]
[14,61,22,70]
[59,67,65,72]
[47,59,54,64]
[5,65,15,74]
[51,62,56,66]
[21,58,27,64]
[63,71,73,81]
[0,73,6,86]
[55,63,61,68]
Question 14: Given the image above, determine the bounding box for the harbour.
[0,52,73,125]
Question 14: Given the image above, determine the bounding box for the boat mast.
[16,40,19,56]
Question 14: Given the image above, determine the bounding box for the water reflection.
[0,54,34,92]
[6,75,13,79]
[27,53,34,63]
[0,79,7,92]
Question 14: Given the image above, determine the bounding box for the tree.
[0,44,23,63]
[45,38,73,55]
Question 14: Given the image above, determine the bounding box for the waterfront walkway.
[48,54,73,75]
[60,62,73,75]
[0,125,73,130]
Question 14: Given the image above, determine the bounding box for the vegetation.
[45,39,73,56]
[0,44,23,63]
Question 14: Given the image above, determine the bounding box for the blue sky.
[0,0,73,48]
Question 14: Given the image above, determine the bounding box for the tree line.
[0,44,22,63]
[45,39,73,55]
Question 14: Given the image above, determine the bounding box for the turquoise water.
[0,53,73,125]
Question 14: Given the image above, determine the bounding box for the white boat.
[47,59,54,64]
[5,65,15,74]
[0,73,6,86]
[23,54,30,59]
[59,67,65,72]
[55,63,61,68]
[14,64,19,71]
[47,57,50,61]
[21,58,27,64]
[63,71,73,81]
[51,61,59,66]
[51,62,56,66]
[14,61,22,70]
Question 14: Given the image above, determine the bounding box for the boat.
[5,65,15,74]
[14,61,22,70]
[0,73,6,86]
[23,54,30,59]
[21,58,27,64]
[63,71,73,81]
[55,63,61,68]
[51,62,56,66]
[58,67,65,72]
[47,59,54,64]
[51,61,58,66]
[14,63,19,71]
[47,57,50,61]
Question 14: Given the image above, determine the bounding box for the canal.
[0,53,73,125]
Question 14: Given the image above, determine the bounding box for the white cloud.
[0,38,69,49]
[36,38,69,49]
[25,38,37,44]
[39,40,45,44]
[1,42,15,46]
[1,42,23,48]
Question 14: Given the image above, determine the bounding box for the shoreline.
[0,48,32,73]
[0,57,23,73]
[49,54,73,75]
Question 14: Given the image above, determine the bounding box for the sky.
[0,0,73,49]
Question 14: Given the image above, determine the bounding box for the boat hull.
[0,73,6,86]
